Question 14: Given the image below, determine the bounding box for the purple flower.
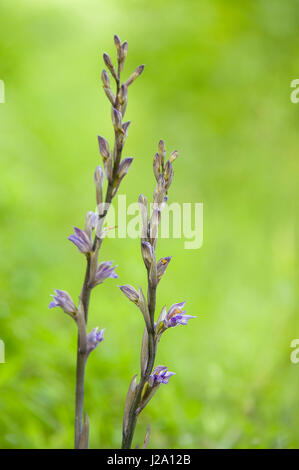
[148,366,175,387]
[48,289,77,315]
[90,261,118,287]
[164,301,196,328]
[87,327,105,354]
[119,284,139,304]
[68,227,92,254]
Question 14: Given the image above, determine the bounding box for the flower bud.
[119,284,139,304]
[150,209,160,247]
[169,150,178,163]
[157,256,172,283]
[138,194,148,240]
[164,160,174,190]
[111,107,123,131]
[124,65,145,87]
[119,41,128,71]
[153,153,160,182]
[118,84,128,105]
[94,165,104,205]
[141,241,153,269]
[103,52,118,80]
[104,156,113,182]
[114,34,121,49]
[103,87,116,105]
[98,135,110,160]
[158,139,166,167]
[118,157,133,179]
[112,157,133,197]
[85,211,98,239]
[101,69,110,88]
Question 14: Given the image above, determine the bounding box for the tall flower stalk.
[48,35,144,449]
[120,142,196,449]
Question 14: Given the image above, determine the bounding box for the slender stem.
[75,345,87,448]
[122,277,157,449]
[74,61,123,449]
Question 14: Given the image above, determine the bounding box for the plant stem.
[122,280,157,449]
[74,69,123,448]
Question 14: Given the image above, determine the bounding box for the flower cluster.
[120,140,196,449]
[48,34,145,449]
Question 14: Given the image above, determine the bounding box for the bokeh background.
[0,0,298,449]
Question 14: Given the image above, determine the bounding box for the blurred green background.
[0,0,298,449]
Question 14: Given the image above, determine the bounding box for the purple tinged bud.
[68,227,92,254]
[111,107,123,131]
[125,65,145,87]
[118,84,128,105]
[104,156,113,182]
[169,150,178,163]
[114,34,121,49]
[48,289,77,315]
[119,41,128,71]
[103,87,116,105]
[86,327,105,354]
[101,69,110,88]
[158,139,166,167]
[139,193,149,239]
[94,165,104,184]
[157,256,172,282]
[141,241,154,269]
[148,366,175,387]
[85,211,98,239]
[91,261,118,287]
[118,157,133,179]
[98,136,110,160]
[119,284,139,304]
[122,121,131,134]
[121,41,128,59]
[103,52,113,68]
[150,209,160,247]
[164,160,174,190]
[112,158,133,197]
[153,153,160,182]
[103,53,117,80]
[164,301,196,328]
[94,166,104,205]
[158,139,165,152]
[121,41,128,57]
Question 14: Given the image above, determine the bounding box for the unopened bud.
[114,34,121,49]
[119,41,128,71]
[94,166,104,205]
[169,150,178,163]
[119,285,139,304]
[103,52,118,80]
[103,87,115,105]
[164,160,173,190]
[122,121,131,134]
[125,65,145,87]
[158,139,166,168]
[112,158,133,197]
[98,136,110,160]
[141,241,154,269]
[153,153,160,182]
[118,84,128,104]
[104,156,113,183]
[101,69,110,88]
[111,107,123,131]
